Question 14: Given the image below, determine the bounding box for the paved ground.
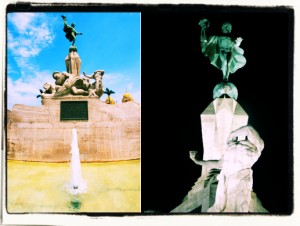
[6,159,140,213]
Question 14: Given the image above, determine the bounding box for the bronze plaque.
[60,101,88,120]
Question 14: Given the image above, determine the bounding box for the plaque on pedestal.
[60,101,88,121]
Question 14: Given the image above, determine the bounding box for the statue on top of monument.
[199,19,246,81]
[61,15,83,46]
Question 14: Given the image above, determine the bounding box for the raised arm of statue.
[199,18,210,44]
[61,15,83,46]
[234,37,243,47]
[189,150,223,168]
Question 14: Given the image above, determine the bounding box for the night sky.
[6,3,294,215]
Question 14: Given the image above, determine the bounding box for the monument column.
[65,48,81,77]
[200,89,248,175]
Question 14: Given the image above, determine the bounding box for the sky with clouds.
[6,12,141,110]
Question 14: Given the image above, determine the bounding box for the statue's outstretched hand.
[189,150,198,161]
[235,37,243,46]
[199,18,210,29]
[61,15,66,20]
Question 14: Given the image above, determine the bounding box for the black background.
[141,5,293,214]
[7,3,294,215]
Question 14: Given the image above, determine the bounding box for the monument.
[171,19,267,213]
[7,15,141,162]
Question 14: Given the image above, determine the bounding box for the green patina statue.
[199,19,246,81]
[61,15,83,46]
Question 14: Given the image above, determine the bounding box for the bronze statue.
[199,19,246,81]
[62,15,83,46]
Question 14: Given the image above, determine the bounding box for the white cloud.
[7,30,18,50]
[131,89,141,104]
[7,70,53,110]
[102,72,125,86]
[8,13,36,33]
[126,82,134,91]
[6,62,18,75]
[7,13,57,108]
[98,70,140,104]
[7,13,56,58]
[100,73,140,104]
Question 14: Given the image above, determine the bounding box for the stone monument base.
[171,170,268,213]
[7,96,141,162]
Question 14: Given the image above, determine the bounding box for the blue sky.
[7,12,141,109]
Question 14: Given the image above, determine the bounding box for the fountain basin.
[7,159,140,213]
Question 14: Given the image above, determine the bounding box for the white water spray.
[67,128,86,195]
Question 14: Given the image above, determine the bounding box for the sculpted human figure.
[61,15,83,46]
[53,71,67,87]
[189,125,265,212]
[199,19,246,81]
[41,82,56,97]
[83,70,104,97]
[55,72,90,96]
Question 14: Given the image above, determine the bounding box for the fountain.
[67,128,87,195]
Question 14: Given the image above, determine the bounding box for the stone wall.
[7,96,141,162]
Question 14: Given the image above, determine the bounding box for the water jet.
[67,128,86,195]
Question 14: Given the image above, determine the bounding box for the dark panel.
[60,101,88,121]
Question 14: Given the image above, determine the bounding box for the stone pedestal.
[171,96,268,213]
[65,51,81,76]
[171,97,249,213]
[171,169,219,213]
[7,97,141,162]
[200,97,248,175]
